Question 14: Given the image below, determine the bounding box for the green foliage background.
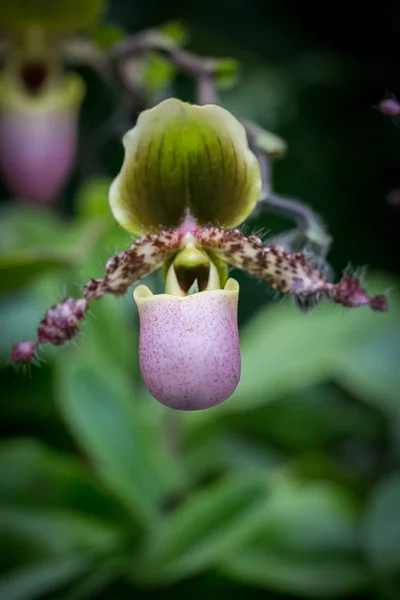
[0,1,400,599]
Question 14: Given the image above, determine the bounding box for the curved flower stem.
[62,36,148,112]
[9,231,181,363]
[109,32,218,79]
[196,73,219,106]
[64,30,226,111]
[247,137,332,262]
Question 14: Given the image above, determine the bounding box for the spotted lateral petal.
[9,230,181,363]
[196,228,388,311]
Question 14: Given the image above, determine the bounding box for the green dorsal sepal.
[109,98,262,234]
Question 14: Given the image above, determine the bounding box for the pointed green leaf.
[0,555,93,600]
[214,59,240,90]
[130,474,270,584]
[56,346,184,527]
[219,482,368,597]
[0,506,123,556]
[55,566,116,600]
[250,124,287,158]
[140,23,188,97]
[0,439,123,521]
[89,23,125,50]
[159,21,189,46]
[142,53,177,96]
[333,327,400,414]
[364,474,400,573]
[220,551,367,597]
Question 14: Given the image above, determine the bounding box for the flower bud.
[134,279,241,410]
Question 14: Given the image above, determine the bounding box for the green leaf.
[142,52,178,96]
[181,430,282,486]
[159,21,189,46]
[0,506,123,556]
[0,439,122,521]
[0,250,73,295]
[223,384,386,454]
[130,474,270,584]
[61,226,140,376]
[0,205,106,255]
[75,178,114,219]
[56,347,184,527]
[0,555,93,600]
[0,205,106,295]
[139,23,187,98]
[0,293,47,361]
[82,292,140,377]
[218,481,368,597]
[214,59,240,90]
[0,206,70,253]
[333,327,400,414]
[89,23,126,50]
[55,566,116,600]
[250,123,287,157]
[364,474,400,573]
[220,552,367,598]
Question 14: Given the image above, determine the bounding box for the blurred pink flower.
[0,35,85,204]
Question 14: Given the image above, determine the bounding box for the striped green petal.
[109,98,261,234]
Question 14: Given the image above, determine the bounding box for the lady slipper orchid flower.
[0,46,84,204]
[0,0,105,203]
[10,98,388,410]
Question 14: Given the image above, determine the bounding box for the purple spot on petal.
[134,282,241,410]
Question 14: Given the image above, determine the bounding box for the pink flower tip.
[369,295,388,312]
[9,341,37,363]
[386,189,400,206]
[378,98,400,117]
[328,277,388,311]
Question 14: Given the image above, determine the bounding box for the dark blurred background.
[0,1,399,599]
